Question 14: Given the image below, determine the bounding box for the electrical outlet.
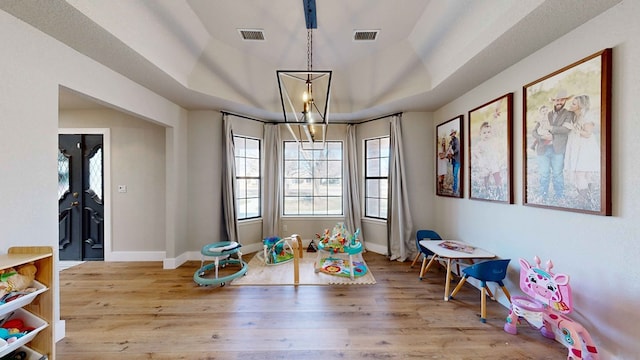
[283,224,288,231]
[118,185,127,193]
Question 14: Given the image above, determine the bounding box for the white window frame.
[234,135,261,220]
[282,141,344,216]
[364,136,389,219]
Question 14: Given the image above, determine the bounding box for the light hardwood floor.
[57,252,567,359]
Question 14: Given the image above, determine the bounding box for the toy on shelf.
[260,236,295,265]
[0,318,33,342]
[504,256,599,360]
[0,263,37,302]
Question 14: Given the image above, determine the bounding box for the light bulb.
[304,81,313,102]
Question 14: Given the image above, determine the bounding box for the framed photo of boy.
[523,48,612,215]
[436,115,463,198]
[468,93,513,203]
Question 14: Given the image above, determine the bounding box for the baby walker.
[193,241,247,287]
[504,256,599,360]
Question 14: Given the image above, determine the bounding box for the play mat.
[318,257,368,278]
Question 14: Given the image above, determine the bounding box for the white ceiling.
[2,0,621,122]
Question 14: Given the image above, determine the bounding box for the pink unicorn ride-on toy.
[504,256,599,360]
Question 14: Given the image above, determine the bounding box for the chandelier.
[277,0,331,148]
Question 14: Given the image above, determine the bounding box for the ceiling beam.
[303,0,317,29]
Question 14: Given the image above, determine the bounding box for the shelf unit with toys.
[0,246,54,360]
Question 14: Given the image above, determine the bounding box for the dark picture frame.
[523,48,612,215]
[436,115,463,198]
[468,93,513,203]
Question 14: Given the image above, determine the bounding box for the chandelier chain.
[307,29,312,71]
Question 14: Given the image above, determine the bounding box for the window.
[283,141,343,215]
[234,136,261,220]
[365,137,389,219]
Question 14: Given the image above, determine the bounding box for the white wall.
[399,112,437,233]
[186,111,224,252]
[433,1,638,358]
[0,10,188,339]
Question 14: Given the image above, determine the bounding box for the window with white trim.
[234,136,261,220]
[283,141,343,216]
[365,137,389,219]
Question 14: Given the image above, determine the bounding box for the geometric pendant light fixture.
[277,0,331,148]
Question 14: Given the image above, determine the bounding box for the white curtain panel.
[262,123,281,237]
[221,113,239,242]
[345,124,364,244]
[387,114,413,261]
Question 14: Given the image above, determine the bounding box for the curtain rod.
[221,110,402,125]
[221,110,271,123]
[355,112,402,124]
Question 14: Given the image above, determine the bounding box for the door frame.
[59,128,112,261]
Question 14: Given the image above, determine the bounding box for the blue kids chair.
[410,229,442,268]
[449,259,512,322]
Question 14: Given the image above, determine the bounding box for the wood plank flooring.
[57,252,567,359]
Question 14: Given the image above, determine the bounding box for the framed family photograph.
[523,48,612,215]
[436,115,463,198]
[468,93,513,203]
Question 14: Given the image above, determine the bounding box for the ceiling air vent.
[353,30,379,41]
[238,29,265,41]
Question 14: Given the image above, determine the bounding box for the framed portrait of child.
[468,93,513,203]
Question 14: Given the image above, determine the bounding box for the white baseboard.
[364,242,387,255]
[163,243,264,269]
[55,319,65,342]
[163,251,192,269]
[106,251,166,262]
[106,242,387,270]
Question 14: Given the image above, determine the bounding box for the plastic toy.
[314,223,363,280]
[193,241,247,287]
[0,318,34,346]
[504,256,599,360]
[260,236,295,265]
[0,263,37,301]
[315,223,361,254]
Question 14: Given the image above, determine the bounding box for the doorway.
[58,134,105,261]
